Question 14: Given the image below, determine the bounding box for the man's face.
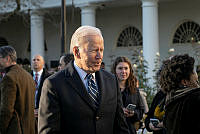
[58,56,66,70]
[77,34,104,73]
[32,55,44,72]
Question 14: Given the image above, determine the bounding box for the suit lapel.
[95,71,106,108]
[39,69,46,89]
[65,62,96,111]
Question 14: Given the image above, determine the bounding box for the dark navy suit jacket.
[31,68,50,109]
[38,61,130,134]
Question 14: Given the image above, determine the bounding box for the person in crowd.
[23,58,31,73]
[58,53,74,70]
[31,54,51,119]
[145,60,168,134]
[111,56,144,134]
[138,90,148,115]
[38,26,130,134]
[159,54,200,134]
[23,58,31,65]
[100,61,105,69]
[137,83,149,132]
[17,58,23,67]
[137,80,149,114]
[0,46,36,134]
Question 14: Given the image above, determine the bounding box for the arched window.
[173,21,200,44]
[117,26,142,47]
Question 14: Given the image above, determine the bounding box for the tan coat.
[0,65,36,134]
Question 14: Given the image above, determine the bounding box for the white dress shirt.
[73,61,97,92]
[33,69,43,87]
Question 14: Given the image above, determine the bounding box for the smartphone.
[126,104,136,112]
[150,118,160,127]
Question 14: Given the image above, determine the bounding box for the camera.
[150,118,160,127]
[126,104,136,112]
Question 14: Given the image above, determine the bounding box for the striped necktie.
[35,73,38,87]
[86,74,99,106]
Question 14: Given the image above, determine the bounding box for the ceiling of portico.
[86,0,176,9]
[39,0,178,17]
[31,0,178,11]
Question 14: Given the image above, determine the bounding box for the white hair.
[70,25,103,53]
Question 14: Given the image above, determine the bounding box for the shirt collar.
[34,69,43,76]
[73,61,96,80]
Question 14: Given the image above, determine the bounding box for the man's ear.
[73,47,80,58]
[5,55,10,62]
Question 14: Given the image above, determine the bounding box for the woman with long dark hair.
[111,56,144,134]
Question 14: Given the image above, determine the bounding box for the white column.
[80,5,97,26]
[141,0,159,85]
[30,10,44,59]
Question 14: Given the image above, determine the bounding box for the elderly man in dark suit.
[31,54,50,118]
[38,26,130,134]
[0,46,36,134]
